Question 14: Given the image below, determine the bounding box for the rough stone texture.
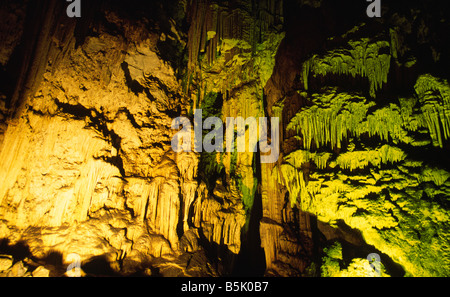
[265,0,450,277]
[0,255,13,272]
[0,0,449,277]
[0,0,212,277]
[32,266,50,277]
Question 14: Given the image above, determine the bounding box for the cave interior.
[0,0,450,277]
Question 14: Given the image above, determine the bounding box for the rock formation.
[0,0,449,277]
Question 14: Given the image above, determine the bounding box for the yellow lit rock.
[0,0,449,278]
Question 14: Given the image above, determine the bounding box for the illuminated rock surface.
[0,0,449,277]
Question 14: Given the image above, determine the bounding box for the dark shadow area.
[176,193,186,240]
[0,239,66,276]
[340,239,405,277]
[316,219,406,277]
[397,138,450,173]
[40,250,67,277]
[124,265,162,277]
[120,62,145,95]
[54,98,126,176]
[0,238,32,262]
[197,225,238,276]
[0,238,128,277]
[308,73,372,98]
[233,151,266,276]
[41,250,63,267]
[81,255,122,277]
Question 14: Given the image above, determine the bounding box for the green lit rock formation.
[302,38,391,97]
[273,1,450,276]
[0,0,449,277]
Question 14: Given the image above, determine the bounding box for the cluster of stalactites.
[335,145,406,171]
[286,89,374,150]
[275,144,406,207]
[302,38,391,97]
[415,74,450,148]
[287,74,450,152]
[274,149,331,207]
[187,0,283,70]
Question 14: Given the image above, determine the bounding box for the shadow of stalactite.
[81,255,122,277]
[0,238,32,262]
[315,220,406,277]
[0,238,129,277]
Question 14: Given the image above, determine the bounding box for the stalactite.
[187,0,283,85]
[419,167,450,187]
[125,178,151,222]
[74,159,120,223]
[181,181,198,232]
[336,145,406,171]
[276,163,307,207]
[302,58,312,91]
[286,88,429,151]
[284,149,331,170]
[366,104,410,143]
[0,114,122,227]
[187,0,208,71]
[415,74,450,105]
[150,178,181,247]
[0,120,30,207]
[276,149,331,207]
[287,90,374,150]
[199,192,246,254]
[302,38,391,97]
[415,75,450,147]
